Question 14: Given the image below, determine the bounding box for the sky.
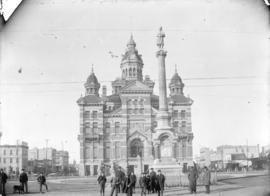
[0,0,269,162]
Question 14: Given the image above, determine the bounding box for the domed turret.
[169,65,184,96]
[84,66,100,96]
[120,34,144,81]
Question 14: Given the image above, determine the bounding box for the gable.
[121,80,153,93]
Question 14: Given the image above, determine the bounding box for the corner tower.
[84,66,100,96]
[169,66,185,96]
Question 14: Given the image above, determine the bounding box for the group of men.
[97,167,166,196]
[0,168,49,195]
[188,165,211,194]
[139,169,165,196]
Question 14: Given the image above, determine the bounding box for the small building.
[55,150,69,172]
[0,141,28,174]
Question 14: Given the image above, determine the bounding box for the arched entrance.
[130,138,144,158]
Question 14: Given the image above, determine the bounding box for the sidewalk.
[9,182,243,196]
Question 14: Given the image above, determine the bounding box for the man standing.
[37,172,48,193]
[188,166,198,194]
[97,172,107,196]
[130,172,136,193]
[203,166,211,194]
[156,170,165,196]
[149,168,156,193]
[125,172,135,196]
[0,169,8,196]
[139,173,147,196]
[117,167,125,193]
[110,172,120,196]
[19,169,28,193]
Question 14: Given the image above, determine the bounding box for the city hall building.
[77,30,194,176]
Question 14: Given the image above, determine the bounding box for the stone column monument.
[152,27,182,180]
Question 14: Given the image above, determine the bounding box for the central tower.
[120,34,143,81]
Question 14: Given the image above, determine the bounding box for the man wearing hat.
[149,168,156,193]
[97,172,107,196]
[19,169,28,193]
[139,172,147,196]
[156,170,165,196]
[0,169,8,196]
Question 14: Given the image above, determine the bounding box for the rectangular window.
[173,121,179,128]
[3,150,6,155]
[3,158,6,163]
[10,158,13,163]
[115,122,120,134]
[85,122,91,134]
[93,144,98,159]
[181,110,186,119]
[83,111,90,119]
[115,142,121,159]
[106,122,110,133]
[10,149,13,155]
[93,122,98,134]
[181,121,186,127]
[16,149,18,155]
[105,143,110,159]
[16,158,19,163]
[153,121,157,128]
[92,111,98,119]
[173,110,178,118]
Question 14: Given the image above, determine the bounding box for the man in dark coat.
[188,166,198,194]
[145,173,151,194]
[156,170,165,196]
[0,169,8,196]
[139,173,147,196]
[202,166,211,194]
[97,172,107,196]
[110,172,121,196]
[125,173,135,196]
[19,169,28,193]
[37,172,48,193]
[149,168,156,193]
[117,167,125,193]
[130,172,137,193]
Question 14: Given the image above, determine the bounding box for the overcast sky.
[0,0,269,162]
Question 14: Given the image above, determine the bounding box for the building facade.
[77,33,194,176]
[55,150,69,171]
[28,148,69,173]
[198,145,260,169]
[0,141,28,174]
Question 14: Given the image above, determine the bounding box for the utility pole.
[45,139,49,175]
[246,139,249,171]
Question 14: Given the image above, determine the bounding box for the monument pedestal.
[151,158,183,186]
[152,158,182,176]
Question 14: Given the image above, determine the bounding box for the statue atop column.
[157,26,165,49]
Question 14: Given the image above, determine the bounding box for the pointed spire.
[127,33,136,48]
[91,64,94,74]
[175,64,178,74]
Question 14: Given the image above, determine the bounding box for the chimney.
[102,85,107,97]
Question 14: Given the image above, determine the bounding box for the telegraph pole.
[45,139,49,175]
[246,139,249,171]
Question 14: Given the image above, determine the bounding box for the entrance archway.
[130,138,144,158]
